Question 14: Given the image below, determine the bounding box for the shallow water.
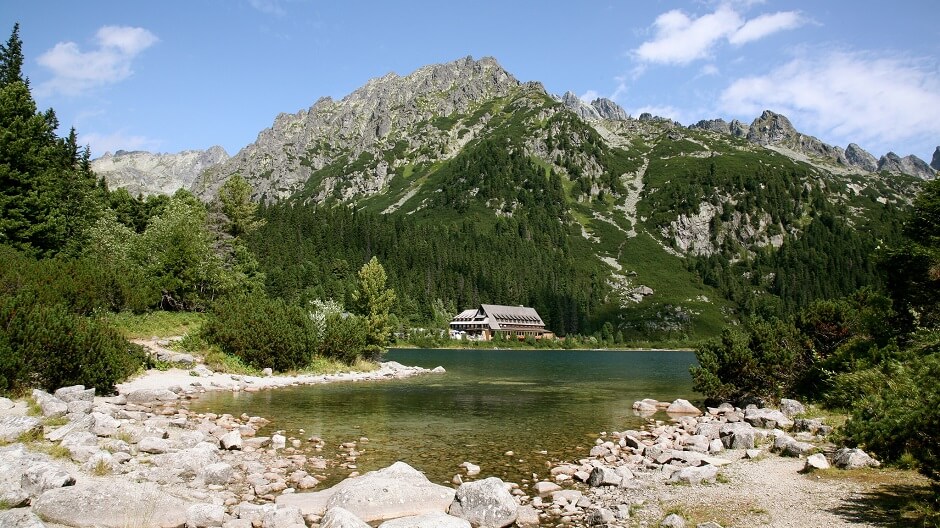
[190,348,698,486]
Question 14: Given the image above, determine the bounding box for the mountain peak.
[560,91,629,121]
[932,147,940,172]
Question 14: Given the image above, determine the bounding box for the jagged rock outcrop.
[690,119,731,135]
[193,56,522,201]
[932,147,940,171]
[560,92,629,121]
[92,146,228,196]
[845,143,878,172]
[878,152,936,179]
[747,110,848,165]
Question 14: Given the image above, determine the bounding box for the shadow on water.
[829,483,939,527]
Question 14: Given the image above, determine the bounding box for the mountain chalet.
[449,304,552,340]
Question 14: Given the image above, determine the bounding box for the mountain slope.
[92,146,228,196]
[100,56,931,341]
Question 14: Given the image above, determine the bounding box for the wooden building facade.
[449,304,549,340]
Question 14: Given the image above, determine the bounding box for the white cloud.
[700,64,720,76]
[634,5,803,65]
[37,26,157,96]
[719,51,940,157]
[84,131,162,158]
[579,90,600,103]
[728,11,804,45]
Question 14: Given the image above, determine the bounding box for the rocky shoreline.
[0,359,887,528]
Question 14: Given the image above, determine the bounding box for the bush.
[690,317,804,404]
[317,313,368,364]
[841,352,940,483]
[0,291,145,395]
[202,294,315,372]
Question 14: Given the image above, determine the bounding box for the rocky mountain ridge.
[92,146,229,196]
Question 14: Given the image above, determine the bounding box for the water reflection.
[190,349,697,485]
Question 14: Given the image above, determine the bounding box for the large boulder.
[779,398,805,418]
[54,386,95,403]
[803,453,830,472]
[32,480,195,528]
[379,512,472,528]
[833,448,881,469]
[261,506,305,528]
[30,390,67,418]
[744,408,793,429]
[124,388,179,404]
[665,399,702,415]
[668,465,718,485]
[20,461,76,499]
[0,509,48,528]
[320,507,370,528]
[586,466,622,487]
[45,414,94,442]
[448,477,518,528]
[276,462,455,523]
[186,503,226,528]
[719,422,755,449]
[0,416,42,442]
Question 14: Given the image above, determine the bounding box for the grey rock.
[833,447,881,469]
[32,480,195,528]
[0,396,14,410]
[234,502,276,524]
[81,451,118,474]
[588,507,616,526]
[744,408,793,429]
[379,512,472,528]
[448,476,517,528]
[194,56,520,202]
[719,422,756,449]
[320,507,371,528]
[261,506,305,528]
[54,386,95,403]
[690,119,731,135]
[845,143,878,172]
[20,461,75,498]
[31,389,67,418]
[587,466,622,487]
[669,465,718,485]
[779,398,805,418]
[684,434,710,453]
[744,449,763,459]
[932,146,940,171]
[793,418,831,436]
[90,411,120,437]
[200,462,234,485]
[804,453,830,471]
[533,481,561,496]
[223,521,253,528]
[747,110,848,166]
[665,399,701,415]
[878,152,936,179]
[0,416,42,442]
[153,443,221,477]
[66,400,94,415]
[220,430,243,450]
[661,513,687,528]
[708,439,724,453]
[697,523,724,528]
[92,146,229,197]
[276,461,455,522]
[0,509,49,528]
[45,414,94,442]
[514,505,541,527]
[138,436,170,454]
[125,388,179,404]
[187,503,226,528]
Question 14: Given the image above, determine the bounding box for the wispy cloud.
[579,90,600,103]
[37,26,158,97]
[634,4,804,65]
[84,130,162,158]
[249,0,287,16]
[719,51,940,156]
[632,104,684,122]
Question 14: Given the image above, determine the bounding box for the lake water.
[190,348,698,486]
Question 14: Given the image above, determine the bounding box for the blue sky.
[6,1,940,161]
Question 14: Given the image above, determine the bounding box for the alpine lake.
[189,348,698,487]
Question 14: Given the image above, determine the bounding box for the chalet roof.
[449,304,546,332]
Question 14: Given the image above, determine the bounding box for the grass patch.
[43,416,69,427]
[16,428,43,443]
[303,356,379,375]
[202,346,261,376]
[89,458,112,476]
[41,443,72,459]
[26,397,41,416]
[113,430,133,444]
[107,311,206,339]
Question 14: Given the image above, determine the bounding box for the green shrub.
[0,291,145,395]
[202,294,315,372]
[841,352,940,483]
[317,313,368,364]
[690,317,804,404]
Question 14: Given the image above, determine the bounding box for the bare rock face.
[194,56,521,202]
[878,152,936,180]
[92,146,229,197]
[32,481,195,528]
[747,110,848,165]
[932,146,940,171]
[448,477,518,528]
[845,143,878,172]
[561,92,629,121]
[690,119,731,135]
